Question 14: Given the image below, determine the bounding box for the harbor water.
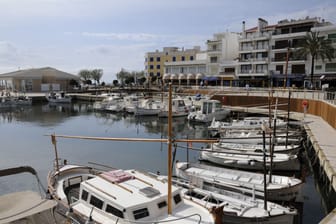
[0,101,330,223]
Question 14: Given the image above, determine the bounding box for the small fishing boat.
[175,162,303,201]
[158,97,189,118]
[47,161,216,224]
[212,142,301,155]
[134,98,162,116]
[172,177,297,224]
[46,91,72,103]
[200,147,301,171]
[187,99,230,123]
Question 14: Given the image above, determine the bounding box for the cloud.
[81,32,159,42]
[0,41,20,63]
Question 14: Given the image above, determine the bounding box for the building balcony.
[240,32,271,41]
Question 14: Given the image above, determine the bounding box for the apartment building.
[144,46,202,84]
[207,32,240,86]
[311,25,336,88]
[164,52,207,86]
[238,17,334,88]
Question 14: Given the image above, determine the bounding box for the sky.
[0,0,335,83]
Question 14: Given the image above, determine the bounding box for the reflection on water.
[0,101,333,224]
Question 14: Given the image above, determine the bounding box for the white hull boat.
[47,162,216,224]
[175,162,303,201]
[172,177,297,224]
[158,98,189,118]
[212,142,301,155]
[187,99,230,123]
[46,92,71,103]
[200,148,301,171]
[134,99,162,116]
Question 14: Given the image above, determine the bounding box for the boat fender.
[237,160,249,165]
[249,161,256,166]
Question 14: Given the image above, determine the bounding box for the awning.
[178,73,186,79]
[170,74,178,80]
[196,73,204,79]
[202,76,218,81]
[163,73,170,79]
[271,74,306,81]
[187,73,195,79]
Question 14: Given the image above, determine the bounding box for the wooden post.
[167,83,173,215]
[51,134,60,172]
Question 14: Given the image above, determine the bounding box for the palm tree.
[296,31,335,87]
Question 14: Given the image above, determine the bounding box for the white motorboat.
[175,162,303,201]
[47,161,216,224]
[172,177,297,224]
[93,94,124,112]
[200,147,301,171]
[158,97,189,118]
[134,98,162,116]
[122,94,142,113]
[0,94,32,108]
[187,99,230,123]
[212,142,301,155]
[46,91,72,103]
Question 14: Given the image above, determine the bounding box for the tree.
[113,80,119,86]
[296,31,335,87]
[78,69,91,82]
[91,69,103,85]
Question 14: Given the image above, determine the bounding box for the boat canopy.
[0,191,56,223]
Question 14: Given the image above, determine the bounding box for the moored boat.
[46,91,72,103]
[200,148,301,171]
[47,161,216,224]
[172,177,297,224]
[187,99,230,123]
[175,162,303,201]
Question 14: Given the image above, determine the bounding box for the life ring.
[302,100,308,108]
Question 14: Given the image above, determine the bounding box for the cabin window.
[133,208,149,220]
[173,194,182,204]
[81,190,88,201]
[90,195,103,209]
[157,201,167,209]
[106,204,124,218]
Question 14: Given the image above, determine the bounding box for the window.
[156,65,160,69]
[190,56,194,61]
[157,72,161,77]
[210,57,217,63]
[81,190,88,201]
[149,57,153,62]
[158,201,167,209]
[106,204,124,218]
[315,65,322,70]
[326,63,336,72]
[182,56,185,61]
[172,56,176,62]
[173,194,182,204]
[133,208,149,220]
[156,57,160,62]
[149,65,154,69]
[90,195,103,209]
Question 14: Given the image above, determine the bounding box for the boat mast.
[167,83,173,214]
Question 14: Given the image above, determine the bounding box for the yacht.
[187,99,230,123]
